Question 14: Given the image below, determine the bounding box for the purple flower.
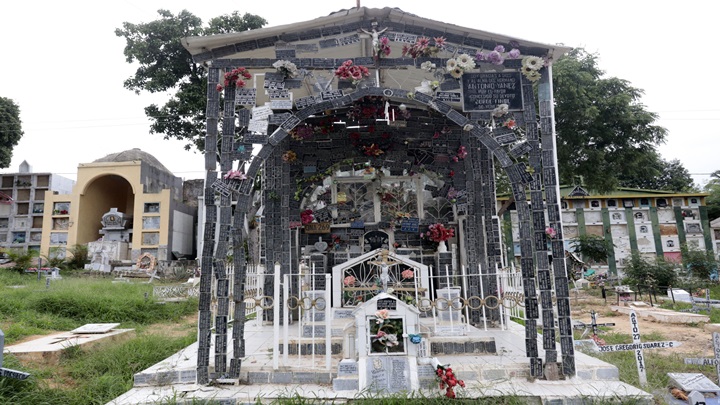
[508,48,521,59]
[509,40,520,49]
[494,45,505,53]
[475,51,486,61]
[487,50,504,65]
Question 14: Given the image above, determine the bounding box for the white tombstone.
[353,293,421,393]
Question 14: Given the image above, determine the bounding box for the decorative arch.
[192,21,573,384]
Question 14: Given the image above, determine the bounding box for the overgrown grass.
[0,270,197,343]
[0,269,198,404]
[0,332,196,404]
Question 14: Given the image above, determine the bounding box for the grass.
[0,269,198,404]
[0,270,197,344]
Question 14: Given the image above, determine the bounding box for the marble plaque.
[668,373,720,392]
[71,323,121,334]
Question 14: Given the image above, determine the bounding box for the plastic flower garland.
[436,364,465,398]
[216,67,251,92]
[423,223,455,243]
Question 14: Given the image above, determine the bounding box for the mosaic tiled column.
[197,67,221,384]
[538,67,575,376]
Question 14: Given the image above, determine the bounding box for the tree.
[681,243,718,280]
[116,10,267,151]
[623,251,678,289]
[704,170,720,221]
[553,49,669,193]
[0,97,24,168]
[617,154,697,192]
[570,234,614,264]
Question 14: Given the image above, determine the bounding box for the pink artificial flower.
[401,269,414,279]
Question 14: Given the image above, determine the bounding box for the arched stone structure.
[187,7,573,385]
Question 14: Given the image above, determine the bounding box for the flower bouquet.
[334,60,370,85]
[423,223,455,243]
[216,66,252,92]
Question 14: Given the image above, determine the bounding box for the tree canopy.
[0,97,24,168]
[553,49,672,193]
[617,154,696,192]
[115,10,267,151]
[704,170,720,221]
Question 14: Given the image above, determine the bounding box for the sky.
[1,1,718,187]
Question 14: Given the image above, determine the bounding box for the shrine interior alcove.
[183,6,576,387]
[78,175,135,245]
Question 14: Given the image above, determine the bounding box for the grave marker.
[595,311,681,386]
[0,329,31,381]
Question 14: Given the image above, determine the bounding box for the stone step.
[332,376,359,391]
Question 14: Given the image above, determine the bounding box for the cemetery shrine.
[183,5,578,393]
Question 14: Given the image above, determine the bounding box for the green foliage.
[704,170,720,221]
[4,247,38,273]
[681,243,719,280]
[0,96,24,168]
[115,9,267,152]
[0,272,196,343]
[553,49,669,193]
[66,244,89,269]
[622,251,678,288]
[618,155,697,192]
[0,332,195,404]
[571,234,614,264]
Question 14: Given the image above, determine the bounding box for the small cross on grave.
[684,332,720,385]
[596,310,682,386]
[0,329,31,381]
[573,310,616,339]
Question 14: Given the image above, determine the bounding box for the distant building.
[40,149,198,261]
[501,185,714,275]
[0,160,75,253]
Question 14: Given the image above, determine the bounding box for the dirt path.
[570,292,714,356]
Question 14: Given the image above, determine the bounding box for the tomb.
[85,208,132,271]
[110,6,653,404]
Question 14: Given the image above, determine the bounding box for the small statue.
[361,23,388,56]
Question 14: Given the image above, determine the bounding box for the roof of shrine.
[92,148,172,174]
[181,7,571,62]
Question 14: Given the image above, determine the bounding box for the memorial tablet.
[462,72,523,112]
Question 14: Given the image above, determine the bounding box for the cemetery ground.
[2,271,720,405]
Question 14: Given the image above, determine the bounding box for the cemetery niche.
[182,5,577,395]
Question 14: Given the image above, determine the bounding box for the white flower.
[450,66,464,79]
[523,69,542,82]
[385,334,399,347]
[492,104,509,117]
[446,58,458,71]
[522,56,544,71]
[420,61,436,72]
[456,53,476,70]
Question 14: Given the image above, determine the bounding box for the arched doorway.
[77,174,135,245]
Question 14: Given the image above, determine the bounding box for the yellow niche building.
[40,149,197,263]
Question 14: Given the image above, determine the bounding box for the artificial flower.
[343,275,356,286]
[401,269,414,279]
[522,56,545,71]
[446,58,458,71]
[492,104,509,117]
[494,45,506,53]
[508,48,521,59]
[487,50,504,65]
[450,66,464,79]
[272,59,299,78]
[420,61,436,71]
[456,53,476,70]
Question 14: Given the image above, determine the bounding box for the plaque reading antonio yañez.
[461,72,523,112]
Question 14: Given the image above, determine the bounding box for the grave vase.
[436,240,447,253]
